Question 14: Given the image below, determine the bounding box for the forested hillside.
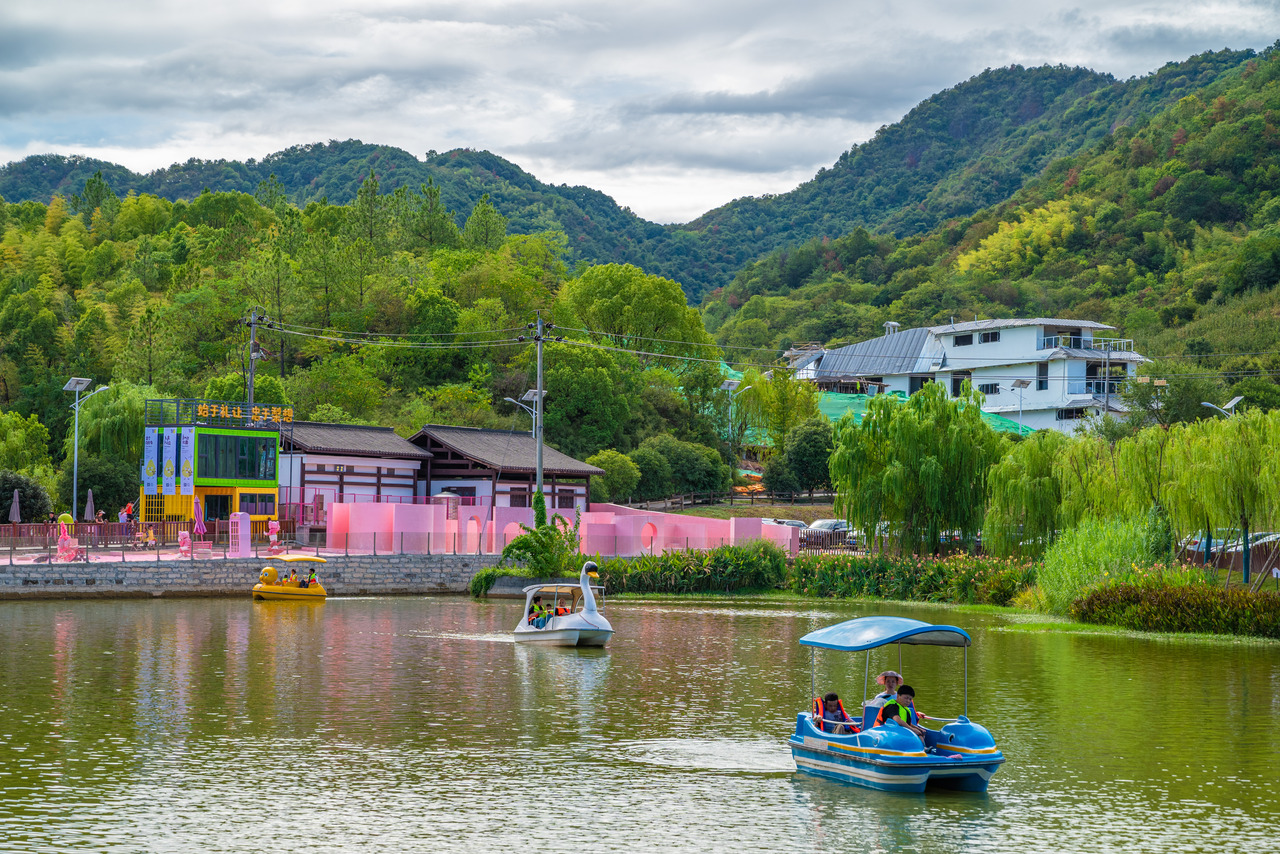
[704,48,1280,411]
[3,49,1261,301]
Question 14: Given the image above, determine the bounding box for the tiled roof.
[284,422,432,460]
[409,425,604,477]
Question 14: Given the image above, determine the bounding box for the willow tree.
[1053,434,1120,527]
[1170,411,1280,583]
[983,429,1067,558]
[736,368,820,454]
[61,381,155,466]
[1165,421,1217,565]
[831,382,1005,555]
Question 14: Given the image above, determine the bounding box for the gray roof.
[813,327,938,377]
[930,318,1114,334]
[1055,347,1145,363]
[409,425,604,477]
[284,421,432,460]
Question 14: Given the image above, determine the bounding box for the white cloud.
[1,1,1278,222]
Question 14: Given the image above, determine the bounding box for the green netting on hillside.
[818,392,1035,436]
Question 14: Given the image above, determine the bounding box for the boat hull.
[252,583,327,602]
[513,614,614,647]
[789,715,1003,793]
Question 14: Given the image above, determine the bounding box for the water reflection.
[0,596,1277,853]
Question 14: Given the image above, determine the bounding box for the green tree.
[283,354,386,420]
[0,411,52,474]
[584,449,641,503]
[540,343,631,459]
[983,429,1068,558]
[556,263,718,363]
[737,368,821,453]
[1121,362,1225,429]
[628,445,672,501]
[784,416,833,496]
[762,456,800,496]
[403,179,461,251]
[462,194,508,251]
[830,382,1006,555]
[204,373,290,405]
[56,454,140,519]
[0,471,53,522]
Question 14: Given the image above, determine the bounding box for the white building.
[794,318,1144,433]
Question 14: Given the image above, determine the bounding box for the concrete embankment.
[0,553,503,600]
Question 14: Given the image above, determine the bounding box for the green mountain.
[0,48,1266,303]
[702,46,1280,407]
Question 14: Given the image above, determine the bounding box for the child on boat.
[818,692,858,734]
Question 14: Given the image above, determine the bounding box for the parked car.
[801,519,851,548]
[763,518,807,529]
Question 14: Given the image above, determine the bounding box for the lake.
[1,595,1276,852]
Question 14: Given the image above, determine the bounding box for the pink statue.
[268,520,282,554]
[178,529,192,557]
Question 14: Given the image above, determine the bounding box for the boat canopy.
[269,554,327,563]
[521,583,603,596]
[799,616,971,651]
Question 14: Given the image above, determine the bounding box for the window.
[951,372,971,397]
[978,383,1000,395]
[509,492,529,508]
[953,333,973,347]
[238,493,276,515]
[196,434,277,481]
[1056,407,1086,421]
[1037,362,1049,391]
[557,493,575,509]
[979,330,1001,344]
[909,376,932,395]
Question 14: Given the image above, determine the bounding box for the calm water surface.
[1,596,1277,853]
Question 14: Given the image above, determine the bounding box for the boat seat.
[862,704,881,731]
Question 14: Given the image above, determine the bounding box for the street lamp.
[1010,378,1031,431]
[504,397,536,437]
[64,378,109,521]
[1201,396,1243,418]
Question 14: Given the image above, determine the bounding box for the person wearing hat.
[867,671,903,709]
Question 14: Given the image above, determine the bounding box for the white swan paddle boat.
[789,616,1005,793]
[513,560,614,647]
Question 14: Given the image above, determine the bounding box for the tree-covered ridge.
[3,49,1262,302]
[704,47,1280,409]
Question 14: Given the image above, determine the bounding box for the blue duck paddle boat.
[788,616,1004,793]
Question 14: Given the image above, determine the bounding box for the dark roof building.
[282,421,432,460]
[409,425,602,510]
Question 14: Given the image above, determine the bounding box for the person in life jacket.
[816,692,858,734]
[528,596,548,626]
[554,597,570,616]
[288,568,299,586]
[306,569,318,588]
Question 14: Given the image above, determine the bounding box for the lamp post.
[64,378,109,521]
[504,397,536,437]
[517,315,559,498]
[720,381,752,456]
[1201,396,1243,419]
[1010,378,1031,431]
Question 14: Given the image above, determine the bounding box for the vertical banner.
[143,428,159,495]
[180,427,195,495]
[162,428,177,495]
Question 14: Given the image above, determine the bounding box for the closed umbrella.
[83,489,95,522]
[193,496,207,537]
[8,489,18,524]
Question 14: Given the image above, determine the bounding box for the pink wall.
[324,500,797,557]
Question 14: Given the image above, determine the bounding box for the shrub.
[0,470,53,522]
[789,552,1034,605]
[56,454,139,517]
[593,541,787,594]
[1071,583,1280,638]
[628,445,671,501]
[585,449,640,504]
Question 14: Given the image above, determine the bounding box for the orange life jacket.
[813,697,858,734]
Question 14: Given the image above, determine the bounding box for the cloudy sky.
[2,2,1278,222]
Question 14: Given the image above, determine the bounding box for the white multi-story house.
[793,318,1144,433]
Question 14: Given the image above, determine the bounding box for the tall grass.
[1038,515,1151,615]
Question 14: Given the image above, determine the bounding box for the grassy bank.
[672,504,836,524]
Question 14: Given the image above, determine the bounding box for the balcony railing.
[1038,335,1134,352]
[1067,380,1122,396]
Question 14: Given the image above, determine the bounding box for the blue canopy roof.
[799,616,971,651]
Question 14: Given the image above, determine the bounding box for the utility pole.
[518,314,561,500]
[247,309,262,407]
[536,314,544,496]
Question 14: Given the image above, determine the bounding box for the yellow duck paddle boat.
[252,555,328,602]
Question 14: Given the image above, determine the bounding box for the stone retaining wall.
[0,554,503,600]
